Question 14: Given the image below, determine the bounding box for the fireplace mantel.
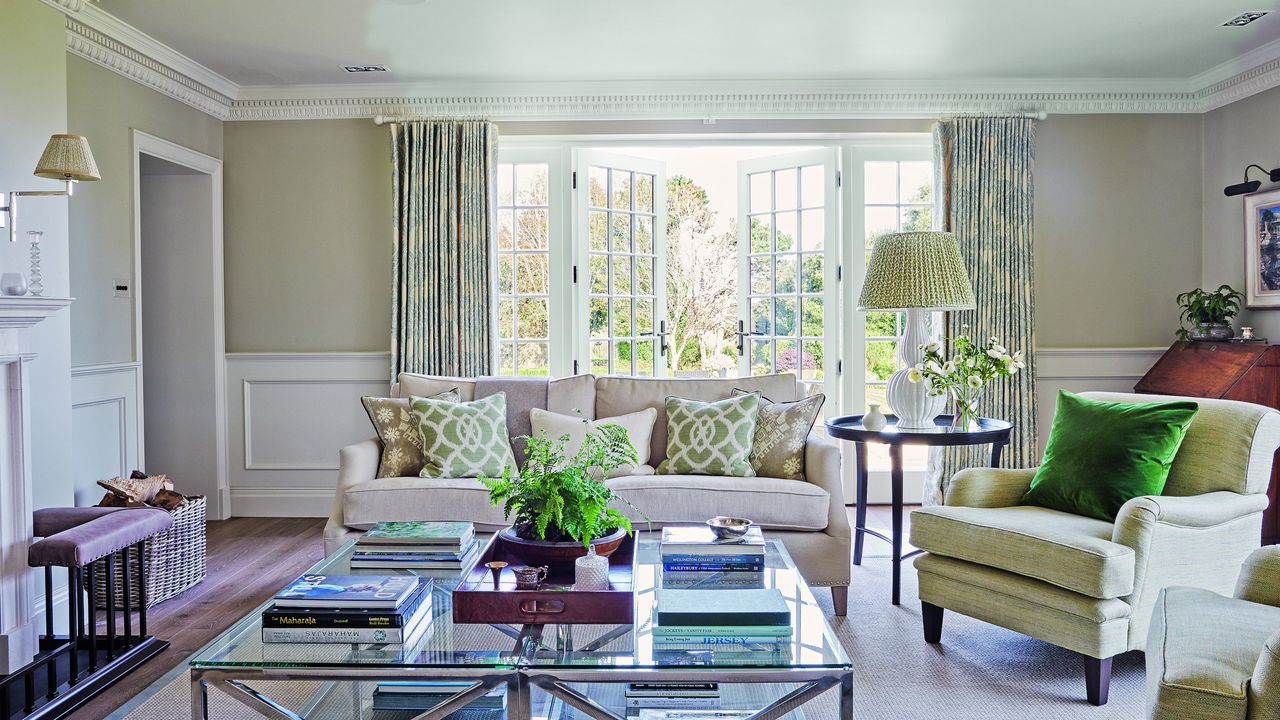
[0,296,70,674]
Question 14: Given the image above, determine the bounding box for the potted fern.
[481,424,640,573]
[1176,285,1244,341]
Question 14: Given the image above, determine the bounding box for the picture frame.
[1245,187,1280,309]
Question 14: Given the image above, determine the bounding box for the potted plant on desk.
[1176,285,1244,342]
[481,424,641,574]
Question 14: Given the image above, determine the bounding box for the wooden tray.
[452,532,635,625]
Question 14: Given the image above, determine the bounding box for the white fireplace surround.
[0,296,71,674]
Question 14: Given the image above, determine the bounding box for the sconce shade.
[34,134,100,182]
[858,231,976,310]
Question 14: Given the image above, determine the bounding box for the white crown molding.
[41,1,1280,122]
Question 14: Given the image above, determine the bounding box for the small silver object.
[706,516,752,540]
[513,565,548,590]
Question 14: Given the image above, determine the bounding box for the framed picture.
[1246,187,1280,308]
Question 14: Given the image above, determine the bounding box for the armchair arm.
[805,431,850,539]
[1235,546,1280,607]
[1253,629,1280,717]
[942,467,1038,508]
[1114,492,1268,537]
[328,438,382,532]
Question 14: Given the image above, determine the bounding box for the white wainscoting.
[226,353,391,517]
[71,362,143,505]
[1033,347,1167,455]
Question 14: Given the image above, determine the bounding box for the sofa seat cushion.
[606,474,829,531]
[343,476,509,531]
[1148,586,1280,720]
[911,505,1134,599]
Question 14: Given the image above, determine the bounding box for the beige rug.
[116,558,1145,719]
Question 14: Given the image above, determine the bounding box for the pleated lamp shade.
[858,231,976,310]
[34,134,100,182]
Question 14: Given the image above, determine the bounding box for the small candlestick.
[1241,326,1255,340]
[26,231,42,297]
[485,561,507,589]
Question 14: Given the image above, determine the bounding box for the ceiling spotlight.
[1224,12,1269,27]
[1225,164,1280,197]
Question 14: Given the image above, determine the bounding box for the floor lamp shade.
[859,232,976,428]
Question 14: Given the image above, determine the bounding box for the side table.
[825,413,1013,605]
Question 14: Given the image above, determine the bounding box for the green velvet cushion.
[1022,390,1199,521]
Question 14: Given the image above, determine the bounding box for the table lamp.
[858,231,975,428]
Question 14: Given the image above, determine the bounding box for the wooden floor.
[70,517,326,720]
[74,505,915,718]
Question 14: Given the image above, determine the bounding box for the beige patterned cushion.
[362,389,460,478]
[733,389,824,480]
[657,393,760,477]
[409,393,517,478]
[529,407,657,478]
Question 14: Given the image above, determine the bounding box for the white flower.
[927,360,943,373]
[967,374,983,388]
[1003,355,1019,374]
[907,367,924,383]
[990,336,1000,345]
[926,341,942,354]
[986,348,1004,360]
[942,361,956,374]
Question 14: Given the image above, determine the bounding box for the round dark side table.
[825,413,1014,605]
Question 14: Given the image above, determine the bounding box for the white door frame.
[130,129,230,519]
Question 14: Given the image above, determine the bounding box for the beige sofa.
[325,372,851,613]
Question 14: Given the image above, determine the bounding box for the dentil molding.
[40,0,1280,122]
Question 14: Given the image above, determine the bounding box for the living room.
[3,1,1280,718]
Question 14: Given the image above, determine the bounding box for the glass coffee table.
[189,534,853,720]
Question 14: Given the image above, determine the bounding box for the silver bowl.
[706,516,752,539]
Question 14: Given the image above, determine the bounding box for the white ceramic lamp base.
[886,307,945,428]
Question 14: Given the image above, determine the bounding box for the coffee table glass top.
[189,533,850,672]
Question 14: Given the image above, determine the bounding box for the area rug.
[115,557,1145,719]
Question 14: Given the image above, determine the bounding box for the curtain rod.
[939,111,1048,121]
[374,115,492,125]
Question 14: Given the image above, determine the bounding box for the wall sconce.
[0,134,100,243]
[1224,163,1280,197]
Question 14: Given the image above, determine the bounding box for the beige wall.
[1203,85,1280,339]
[66,56,224,367]
[222,119,392,352]
[1034,114,1203,348]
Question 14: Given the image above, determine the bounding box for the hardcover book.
[626,682,719,697]
[358,521,475,547]
[351,541,482,570]
[262,599,433,643]
[263,579,432,628]
[636,711,752,720]
[660,526,765,556]
[273,574,420,609]
[655,588,790,627]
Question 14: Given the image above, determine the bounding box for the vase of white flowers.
[906,331,1025,432]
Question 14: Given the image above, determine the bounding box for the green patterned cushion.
[732,389,825,480]
[409,393,517,479]
[362,390,459,478]
[657,393,760,477]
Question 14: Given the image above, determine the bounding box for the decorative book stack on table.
[372,680,505,719]
[352,521,481,570]
[261,574,434,644]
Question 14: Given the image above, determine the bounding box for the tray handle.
[519,599,565,615]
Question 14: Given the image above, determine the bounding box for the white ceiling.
[95,0,1280,88]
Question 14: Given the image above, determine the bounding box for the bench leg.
[1084,655,1113,706]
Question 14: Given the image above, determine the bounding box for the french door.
[574,150,669,377]
[736,148,841,400]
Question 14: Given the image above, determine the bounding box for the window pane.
[589,255,608,294]
[749,172,771,214]
[497,209,514,250]
[866,340,898,382]
[612,256,632,295]
[801,296,823,336]
[775,297,797,336]
[865,311,898,337]
[516,209,547,249]
[750,256,771,294]
[611,213,631,253]
[589,211,608,251]
[801,254,823,293]
[635,340,654,377]
[749,215,773,253]
[800,165,823,208]
[516,255,547,294]
[636,256,653,295]
[517,342,549,376]
[517,298,547,339]
[866,384,888,412]
[776,212,797,252]
[899,161,932,204]
[498,343,515,375]
[497,164,515,206]
[636,216,653,254]
[635,174,654,213]
[775,168,798,211]
[636,298,653,333]
[589,167,608,208]
[611,169,632,209]
[515,163,548,206]
[751,339,773,375]
[775,256,797,294]
[800,208,824,251]
[589,297,608,338]
[803,340,825,380]
[776,338,797,374]
[901,205,932,232]
[590,341,609,375]
[751,297,771,334]
[611,298,632,336]
[865,206,898,248]
[864,161,898,204]
[613,340,634,375]
[497,255,513,294]
[497,298,514,340]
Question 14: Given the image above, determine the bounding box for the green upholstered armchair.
[1147,546,1280,719]
[909,391,1280,706]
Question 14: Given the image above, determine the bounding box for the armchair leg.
[831,586,848,616]
[1084,655,1112,706]
[922,601,943,643]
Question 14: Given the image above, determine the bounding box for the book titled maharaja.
[274,574,419,609]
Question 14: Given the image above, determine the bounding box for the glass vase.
[949,386,984,432]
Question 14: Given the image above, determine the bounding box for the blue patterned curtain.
[931,116,1038,502]
[390,120,497,379]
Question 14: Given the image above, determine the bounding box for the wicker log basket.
[91,471,207,609]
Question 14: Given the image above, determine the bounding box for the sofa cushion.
[362,389,459,478]
[530,407,657,477]
[911,505,1135,599]
[343,476,509,531]
[548,374,596,419]
[1147,586,1280,720]
[733,389,824,480]
[606,474,829,531]
[658,393,760,477]
[596,373,799,464]
[395,373,476,400]
[409,393,517,479]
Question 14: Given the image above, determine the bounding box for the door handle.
[638,320,670,356]
[735,320,766,355]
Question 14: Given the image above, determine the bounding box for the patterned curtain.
[390,120,498,379]
[929,116,1039,503]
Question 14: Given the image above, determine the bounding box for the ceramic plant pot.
[498,526,626,576]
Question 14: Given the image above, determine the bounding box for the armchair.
[1146,546,1280,719]
[909,391,1280,705]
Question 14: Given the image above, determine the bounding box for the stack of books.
[261,574,433,644]
[372,681,504,717]
[659,526,765,589]
[352,521,481,570]
[650,588,792,663]
[635,711,752,720]
[625,682,720,710]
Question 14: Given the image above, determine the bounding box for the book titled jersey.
[358,521,475,546]
[274,574,419,609]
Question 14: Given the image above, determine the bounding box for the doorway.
[132,131,228,518]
